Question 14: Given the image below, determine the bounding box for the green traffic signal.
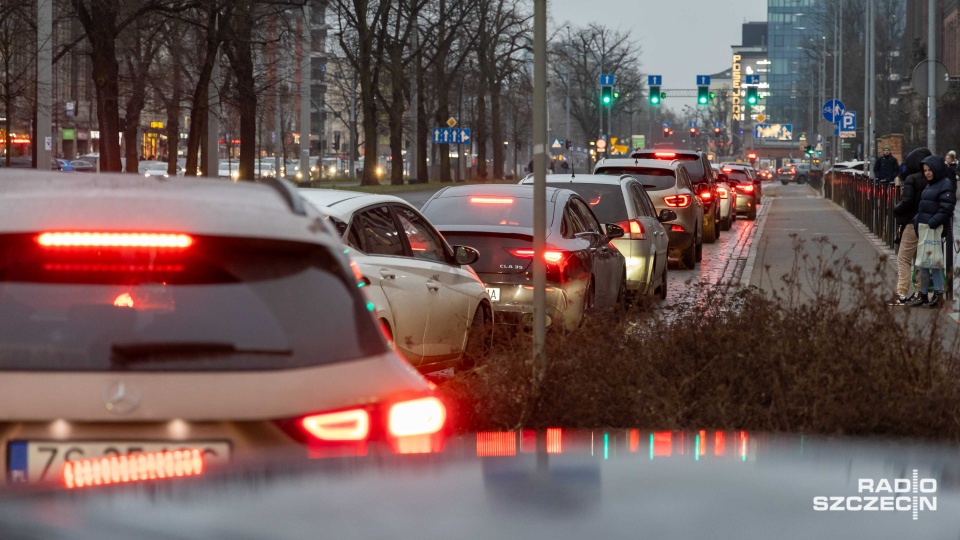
[746,86,758,105]
[601,86,613,106]
[697,86,709,105]
[649,85,661,106]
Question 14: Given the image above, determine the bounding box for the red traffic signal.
[747,152,757,161]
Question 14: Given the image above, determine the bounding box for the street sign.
[696,75,711,86]
[648,75,662,86]
[600,74,615,86]
[551,138,563,149]
[712,122,721,128]
[432,127,471,144]
[662,121,672,128]
[745,75,760,85]
[595,138,607,150]
[757,114,765,122]
[754,123,793,141]
[839,111,856,138]
[822,99,845,123]
[688,121,697,128]
[447,117,457,128]
[911,60,950,98]
[631,135,645,149]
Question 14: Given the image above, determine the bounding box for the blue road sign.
[600,74,615,86]
[688,121,698,129]
[648,75,662,86]
[662,121,671,128]
[696,75,711,86]
[840,111,856,132]
[432,127,471,144]
[713,122,722,128]
[551,138,563,149]
[754,123,793,140]
[745,75,760,85]
[822,99,846,123]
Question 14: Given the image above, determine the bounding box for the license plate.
[7,440,231,484]
[485,287,500,302]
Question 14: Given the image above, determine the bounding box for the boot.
[927,292,942,309]
[907,293,929,307]
[892,293,916,306]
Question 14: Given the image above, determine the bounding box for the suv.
[607,149,721,245]
[720,164,759,220]
[0,173,446,486]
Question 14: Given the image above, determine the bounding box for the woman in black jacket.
[908,155,957,308]
[891,147,931,304]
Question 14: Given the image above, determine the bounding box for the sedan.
[520,174,672,301]
[70,160,96,172]
[722,167,758,220]
[715,178,737,231]
[421,184,627,332]
[299,189,493,372]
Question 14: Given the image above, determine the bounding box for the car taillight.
[654,152,676,158]
[37,232,193,248]
[663,195,691,208]
[699,190,712,201]
[737,184,755,193]
[722,167,733,173]
[717,187,729,198]
[671,225,685,232]
[470,196,514,205]
[511,248,566,263]
[301,409,370,441]
[616,220,646,240]
[388,397,446,437]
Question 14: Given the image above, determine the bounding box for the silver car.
[594,158,704,270]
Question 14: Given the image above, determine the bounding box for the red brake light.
[616,220,646,240]
[510,248,566,263]
[37,232,192,248]
[63,449,205,489]
[671,225,685,232]
[737,184,755,193]
[718,187,728,198]
[722,167,733,173]
[699,190,712,201]
[301,409,370,441]
[663,194,691,208]
[388,397,446,437]
[470,196,514,205]
[654,152,676,158]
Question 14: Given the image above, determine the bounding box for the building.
[765,0,825,135]
[732,22,770,153]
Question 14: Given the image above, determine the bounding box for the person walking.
[874,146,900,183]
[946,150,958,191]
[891,147,932,304]
[908,155,957,308]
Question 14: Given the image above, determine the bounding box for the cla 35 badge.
[813,470,937,520]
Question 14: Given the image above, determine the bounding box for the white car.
[143,164,185,177]
[299,189,493,372]
[715,179,737,230]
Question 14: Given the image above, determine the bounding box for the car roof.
[430,183,565,202]
[0,172,329,244]
[594,158,684,171]
[298,189,414,220]
[520,173,633,186]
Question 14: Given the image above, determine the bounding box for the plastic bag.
[915,223,944,269]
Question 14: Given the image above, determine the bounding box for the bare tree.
[0,1,35,167]
[120,14,164,171]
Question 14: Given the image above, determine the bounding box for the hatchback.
[421,184,627,332]
[299,189,493,372]
[0,173,446,487]
[720,165,759,220]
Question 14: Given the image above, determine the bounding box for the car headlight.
[376,166,383,176]
[311,166,317,172]
[329,166,337,175]
[296,172,302,179]
[231,171,239,179]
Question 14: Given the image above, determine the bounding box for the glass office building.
[766,0,825,137]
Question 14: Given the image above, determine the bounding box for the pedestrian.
[873,146,899,183]
[548,160,556,174]
[907,155,957,308]
[946,150,958,191]
[560,160,570,172]
[527,159,533,174]
[891,147,931,304]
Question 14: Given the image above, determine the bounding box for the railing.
[824,169,954,300]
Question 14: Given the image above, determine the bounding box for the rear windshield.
[633,152,704,179]
[422,194,555,229]
[597,167,677,191]
[724,170,750,182]
[555,183,628,223]
[0,234,385,371]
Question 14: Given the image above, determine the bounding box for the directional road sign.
[696,75,711,86]
[648,75,662,86]
[662,121,672,128]
[822,99,845,123]
[551,138,563,149]
[688,121,698,129]
[754,123,793,141]
[745,75,760,85]
[432,127,471,144]
[600,74,615,86]
[839,111,856,138]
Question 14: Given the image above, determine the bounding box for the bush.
[438,237,960,440]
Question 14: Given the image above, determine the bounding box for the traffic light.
[649,85,661,106]
[746,86,758,105]
[663,127,671,139]
[601,86,613,106]
[613,91,620,101]
[690,127,697,136]
[697,86,709,105]
[805,145,814,155]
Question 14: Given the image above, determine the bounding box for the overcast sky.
[548,0,768,110]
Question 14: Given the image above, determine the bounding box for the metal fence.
[823,169,954,300]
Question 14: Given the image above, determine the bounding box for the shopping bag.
[915,223,944,269]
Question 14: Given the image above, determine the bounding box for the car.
[54,159,75,172]
[777,164,797,184]
[0,172,447,487]
[143,164,185,177]
[720,164,758,220]
[722,162,762,199]
[0,156,33,169]
[715,177,737,231]
[420,184,627,332]
[256,159,278,178]
[69,159,96,172]
[592,158,705,270]
[298,189,493,372]
[218,159,239,180]
[611,149,721,245]
[519,174,672,301]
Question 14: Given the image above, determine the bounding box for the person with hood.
[891,147,932,304]
[874,146,900,183]
[946,150,958,191]
[907,155,957,308]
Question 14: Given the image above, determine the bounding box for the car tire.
[576,280,596,328]
[747,206,757,221]
[461,305,491,370]
[722,214,732,231]
[657,262,668,300]
[780,179,788,185]
[680,242,696,270]
[703,210,717,244]
[714,215,721,240]
[695,235,703,262]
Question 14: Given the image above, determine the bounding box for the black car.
[627,149,721,244]
[421,184,627,332]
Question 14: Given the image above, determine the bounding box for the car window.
[393,206,448,263]
[356,205,405,257]
[570,197,602,232]
[422,193,555,229]
[564,204,587,235]
[597,167,677,190]
[631,185,656,217]
[554,183,628,224]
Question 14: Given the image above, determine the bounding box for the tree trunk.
[416,59,428,184]
[358,43,380,185]
[166,42,181,175]
[387,47,405,185]
[185,9,222,177]
[475,86,487,179]
[123,91,144,172]
[490,82,503,180]
[226,30,256,181]
[89,38,122,172]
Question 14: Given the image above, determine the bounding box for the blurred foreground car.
[519,174,672,301]
[299,189,492,372]
[421,184,627,332]
[0,173,446,488]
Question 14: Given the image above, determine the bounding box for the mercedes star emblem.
[103,381,142,415]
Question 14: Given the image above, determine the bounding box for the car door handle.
[379,269,396,279]
[426,279,440,292]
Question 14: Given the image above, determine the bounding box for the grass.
[437,237,960,441]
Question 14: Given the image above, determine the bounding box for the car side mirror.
[658,209,678,222]
[604,223,625,240]
[454,245,480,266]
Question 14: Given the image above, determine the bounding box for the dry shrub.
[438,237,960,440]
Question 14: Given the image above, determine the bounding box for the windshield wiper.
[111,341,292,362]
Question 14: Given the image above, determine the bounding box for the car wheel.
[703,210,717,244]
[747,206,757,221]
[722,214,732,231]
[780,179,788,185]
[577,280,596,328]
[714,214,721,240]
[460,305,491,370]
[680,242,696,269]
[695,235,703,262]
[657,262,668,300]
